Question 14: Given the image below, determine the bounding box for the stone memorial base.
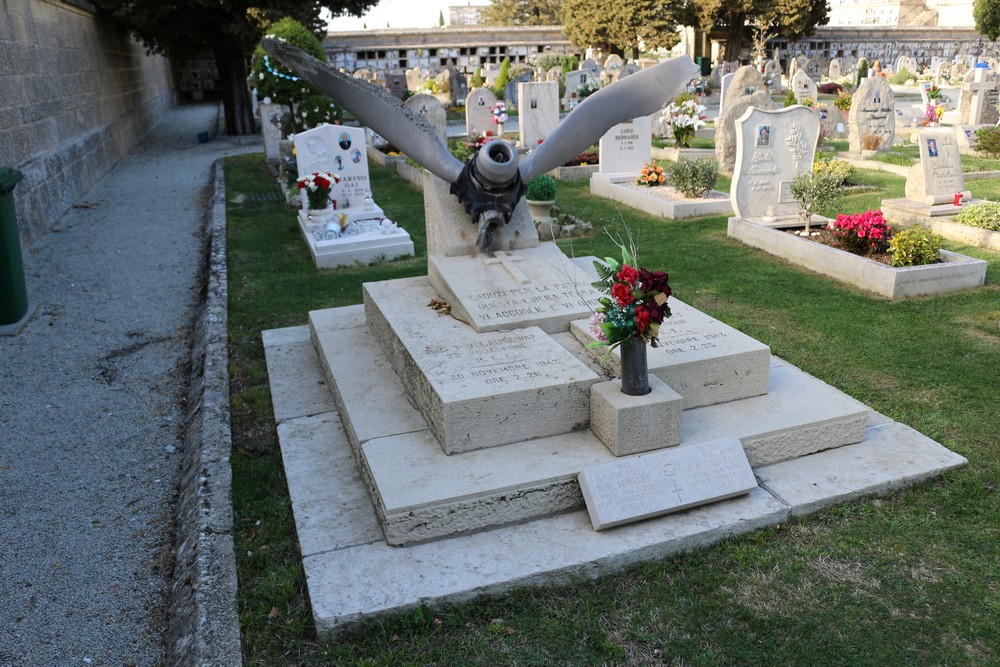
[548,164,599,181]
[728,216,988,299]
[881,198,1000,252]
[590,174,732,219]
[296,210,414,269]
[263,250,967,635]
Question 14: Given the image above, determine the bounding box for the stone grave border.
[727,216,987,299]
[880,200,1000,252]
[395,160,425,190]
[590,176,733,219]
[549,164,600,181]
[366,144,404,167]
[650,147,716,161]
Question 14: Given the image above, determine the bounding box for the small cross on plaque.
[484,251,530,284]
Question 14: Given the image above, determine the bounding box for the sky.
[326,0,491,32]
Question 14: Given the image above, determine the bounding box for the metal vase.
[620,336,651,396]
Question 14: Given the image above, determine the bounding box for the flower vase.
[309,206,336,223]
[620,335,650,396]
[496,123,504,137]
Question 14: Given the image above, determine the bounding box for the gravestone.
[482,66,500,86]
[787,57,799,83]
[385,70,407,99]
[897,56,918,77]
[848,76,895,153]
[259,101,289,161]
[764,59,782,86]
[619,63,641,80]
[723,66,766,113]
[517,81,560,147]
[935,61,951,86]
[904,128,970,204]
[404,94,447,140]
[958,67,1000,126]
[955,125,980,153]
[405,67,426,93]
[791,70,818,103]
[731,105,820,218]
[828,59,842,80]
[504,71,534,106]
[715,90,778,176]
[465,87,498,139]
[841,55,857,74]
[814,103,847,140]
[443,66,468,107]
[722,60,739,76]
[353,68,373,82]
[577,437,757,531]
[546,66,562,82]
[989,58,1000,71]
[598,116,653,177]
[580,58,600,75]
[431,70,454,108]
[804,58,821,79]
[564,69,593,110]
[719,73,735,111]
[294,124,372,208]
[603,54,624,84]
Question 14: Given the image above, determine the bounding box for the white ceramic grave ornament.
[263,38,698,252]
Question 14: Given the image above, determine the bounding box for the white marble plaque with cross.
[578,436,758,531]
[959,67,1000,126]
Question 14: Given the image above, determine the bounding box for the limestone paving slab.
[756,421,968,517]
[277,412,384,557]
[262,325,338,424]
[589,176,733,220]
[301,486,789,637]
[579,436,756,530]
[680,358,869,467]
[571,297,771,409]
[428,242,601,334]
[727,216,988,299]
[309,310,428,453]
[364,276,600,453]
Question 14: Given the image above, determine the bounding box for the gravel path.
[0,104,257,667]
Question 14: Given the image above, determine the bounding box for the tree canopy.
[975,0,1000,40]
[561,0,692,59]
[92,1,375,135]
[482,0,562,26]
[696,0,828,62]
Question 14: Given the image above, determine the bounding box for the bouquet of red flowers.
[589,240,672,350]
[296,171,339,210]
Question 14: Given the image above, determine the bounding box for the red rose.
[315,175,330,189]
[616,264,639,285]
[611,282,634,306]
[635,305,650,332]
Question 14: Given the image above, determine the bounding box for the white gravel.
[0,104,256,667]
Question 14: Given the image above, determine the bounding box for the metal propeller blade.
[262,38,464,184]
[518,56,701,183]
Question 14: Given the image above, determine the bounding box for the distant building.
[324,26,574,77]
[825,0,974,27]
[448,4,485,27]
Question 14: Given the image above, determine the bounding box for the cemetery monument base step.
[263,325,968,637]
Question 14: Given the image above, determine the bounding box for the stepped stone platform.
[264,284,967,636]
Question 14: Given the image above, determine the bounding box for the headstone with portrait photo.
[517,81,560,148]
[465,87,498,139]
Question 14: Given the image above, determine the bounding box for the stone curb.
[168,159,243,666]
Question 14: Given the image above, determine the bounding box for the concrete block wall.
[0,0,177,246]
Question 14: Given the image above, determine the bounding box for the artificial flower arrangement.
[296,171,339,210]
[925,103,945,124]
[490,101,509,126]
[472,129,498,150]
[636,162,666,186]
[588,238,672,352]
[660,97,707,148]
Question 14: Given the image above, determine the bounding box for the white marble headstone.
[517,81,560,147]
[828,59,842,80]
[731,106,820,218]
[959,67,1000,126]
[719,73,735,111]
[293,124,372,209]
[598,116,653,176]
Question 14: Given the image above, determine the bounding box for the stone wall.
[1,0,177,246]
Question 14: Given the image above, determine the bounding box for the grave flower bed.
[728,212,987,299]
[888,200,1000,252]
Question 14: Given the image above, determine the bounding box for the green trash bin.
[0,168,29,327]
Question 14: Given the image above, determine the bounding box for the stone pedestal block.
[590,377,683,456]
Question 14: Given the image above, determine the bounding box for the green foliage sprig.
[974,126,1000,158]
[525,174,556,201]
[889,226,942,266]
[668,159,718,199]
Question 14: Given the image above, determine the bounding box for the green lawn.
[226,153,1000,666]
